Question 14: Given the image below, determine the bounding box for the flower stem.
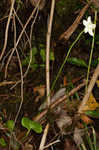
[86,11,97,90]
[51,30,84,91]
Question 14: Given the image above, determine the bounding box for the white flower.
[83,16,96,36]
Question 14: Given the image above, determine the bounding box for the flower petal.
[87,16,91,23]
[91,24,96,29]
[89,30,94,36]
[83,20,87,26]
[84,27,88,33]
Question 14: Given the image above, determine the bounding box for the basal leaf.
[29,120,42,133]
[67,57,87,68]
[21,117,31,131]
[21,117,42,133]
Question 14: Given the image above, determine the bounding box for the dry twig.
[34,81,86,122]
[4,0,41,79]
[59,2,91,41]
[0,81,16,86]
[9,8,39,89]
[39,0,55,150]
[0,0,15,61]
[39,123,50,150]
[9,13,24,150]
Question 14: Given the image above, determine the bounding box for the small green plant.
[22,46,54,70]
[51,12,97,91]
[22,47,38,70]
[80,126,97,150]
[0,120,15,147]
[40,47,54,63]
[0,137,7,147]
[67,57,88,68]
[0,119,20,148]
[5,120,14,131]
[21,117,42,135]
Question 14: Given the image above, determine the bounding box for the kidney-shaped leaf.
[21,117,42,133]
[29,120,42,133]
[21,117,31,131]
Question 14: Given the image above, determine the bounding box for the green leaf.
[22,47,37,68]
[67,57,88,68]
[31,47,37,55]
[40,64,45,67]
[21,117,42,133]
[0,138,7,147]
[40,49,46,62]
[30,120,42,133]
[21,117,31,131]
[85,110,99,118]
[6,120,14,131]
[50,51,54,61]
[40,49,54,63]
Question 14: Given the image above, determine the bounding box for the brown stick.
[34,81,86,122]
[59,2,91,41]
[46,0,55,107]
[38,1,55,150]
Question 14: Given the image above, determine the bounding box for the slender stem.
[86,11,97,90]
[51,30,84,91]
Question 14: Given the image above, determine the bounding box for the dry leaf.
[23,143,33,150]
[33,85,45,102]
[63,76,67,86]
[51,88,66,102]
[73,127,83,146]
[39,88,66,110]
[81,93,99,112]
[96,80,99,87]
[55,109,72,134]
[81,114,93,125]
